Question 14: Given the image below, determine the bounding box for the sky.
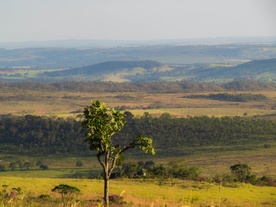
[1,0,276,43]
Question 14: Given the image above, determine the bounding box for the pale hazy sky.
[1,0,276,43]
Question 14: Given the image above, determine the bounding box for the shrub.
[230,163,251,182]
[40,164,48,170]
[256,176,276,186]
[76,160,84,167]
[52,184,80,207]
[109,194,126,205]
[0,165,5,171]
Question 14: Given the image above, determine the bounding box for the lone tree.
[230,163,251,182]
[82,100,155,206]
[52,184,80,207]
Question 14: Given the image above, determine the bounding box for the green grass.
[1,177,275,206]
[1,144,275,178]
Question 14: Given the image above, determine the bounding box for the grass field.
[1,88,275,118]
[1,144,275,178]
[1,177,275,207]
[0,88,275,206]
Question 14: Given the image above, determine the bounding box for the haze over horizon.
[1,0,276,44]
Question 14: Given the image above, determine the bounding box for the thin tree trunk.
[104,176,109,206]
[103,151,110,207]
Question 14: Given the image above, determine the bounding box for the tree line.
[0,80,275,93]
[186,93,268,102]
[0,113,275,156]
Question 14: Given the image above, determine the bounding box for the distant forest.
[0,114,275,156]
[0,80,275,93]
[186,93,268,102]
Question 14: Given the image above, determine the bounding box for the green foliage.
[0,165,5,171]
[186,92,268,102]
[168,162,200,181]
[0,113,275,156]
[76,160,84,167]
[0,185,24,206]
[213,163,276,187]
[9,162,17,170]
[82,100,126,152]
[81,101,155,158]
[1,80,275,94]
[130,136,155,154]
[119,160,200,181]
[230,163,252,182]
[0,114,84,154]
[109,194,126,205]
[52,184,80,207]
[40,164,48,170]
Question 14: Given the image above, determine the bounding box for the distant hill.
[186,58,276,82]
[216,58,276,77]
[41,60,170,82]
[43,60,164,76]
[1,55,276,82]
[1,43,276,69]
[40,58,276,82]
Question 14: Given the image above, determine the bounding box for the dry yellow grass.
[1,89,275,117]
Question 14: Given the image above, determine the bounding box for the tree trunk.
[103,152,110,207]
[104,176,109,206]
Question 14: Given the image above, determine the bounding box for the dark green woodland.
[0,114,275,156]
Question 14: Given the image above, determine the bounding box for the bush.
[76,160,84,167]
[40,164,48,170]
[256,176,276,186]
[169,162,200,181]
[230,163,251,182]
[109,194,126,205]
[0,165,5,171]
[52,184,80,207]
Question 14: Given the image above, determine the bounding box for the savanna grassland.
[1,177,275,207]
[0,82,276,206]
[1,86,275,118]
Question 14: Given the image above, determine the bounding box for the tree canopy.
[0,113,275,156]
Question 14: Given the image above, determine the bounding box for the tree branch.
[118,144,135,155]
[108,144,134,177]
[97,151,105,168]
[108,156,118,177]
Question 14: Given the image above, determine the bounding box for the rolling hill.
[1,43,276,69]
[43,60,165,76]
[39,58,276,82]
[40,60,172,82]
[179,58,276,82]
